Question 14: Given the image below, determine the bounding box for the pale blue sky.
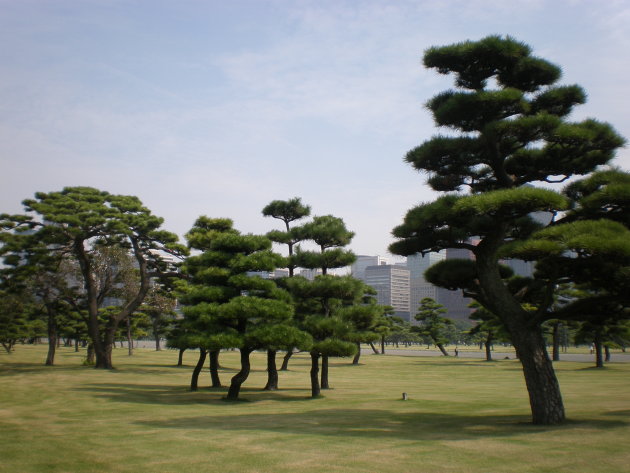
[1,0,629,257]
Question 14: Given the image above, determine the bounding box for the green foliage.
[262,197,311,277]
[423,35,560,91]
[424,259,513,292]
[177,216,311,397]
[1,186,186,368]
[413,298,453,349]
[0,289,32,352]
[299,215,355,250]
[454,187,569,217]
[262,198,311,228]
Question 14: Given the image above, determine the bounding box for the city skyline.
[2,1,629,257]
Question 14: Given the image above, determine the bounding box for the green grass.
[1,345,629,473]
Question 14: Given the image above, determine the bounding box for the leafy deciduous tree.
[1,187,186,369]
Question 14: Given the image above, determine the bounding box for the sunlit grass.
[1,345,629,473]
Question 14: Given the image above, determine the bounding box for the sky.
[1,0,629,260]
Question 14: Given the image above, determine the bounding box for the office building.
[351,255,389,280]
[364,264,410,321]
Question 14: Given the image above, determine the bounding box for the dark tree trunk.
[208,350,222,388]
[484,331,494,361]
[369,341,379,354]
[155,333,161,351]
[86,343,95,365]
[95,329,117,369]
[605,345,611,362]
[177,348,186,366]
[552,322,561,361]
[352,342,361,365]
[510,328,565,424]
[263,350,279,390]
[226,349,252,400]
[310,351,321,397]
[45,311,57,366]
[74,338,79,352]
[381,336,385,354]
[436,342,449,356]
[280,350,293,371]
[320,355,329,389]
[476,248,565,425]
[190,349,207,391]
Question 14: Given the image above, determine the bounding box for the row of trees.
[0,188,184,367]
[408,297,629,364]
[0,192,394,400]
[170,199,394,399]
[2,36,628,426]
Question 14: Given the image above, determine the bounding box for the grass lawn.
[1,345,629,473]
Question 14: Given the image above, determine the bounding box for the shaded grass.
[1,345,629,473]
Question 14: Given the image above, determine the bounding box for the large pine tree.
[390,36,626,424]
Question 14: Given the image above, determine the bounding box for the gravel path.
[362,347,630,363]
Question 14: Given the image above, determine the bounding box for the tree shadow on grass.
[0,362,88,377]
[133,408,628,442]
[74,382,312,405]
[402,359,525,371]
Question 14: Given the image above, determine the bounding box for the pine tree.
[390,36,626,424]
[179,217,311,399]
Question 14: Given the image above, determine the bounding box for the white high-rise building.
[364,264,410,321]
[351,255,389,280]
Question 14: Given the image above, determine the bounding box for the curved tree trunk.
[264,350,279,390]
[476,248,565,425]
[177,348,186,366]
[190,348,207,391]
[436,343,449,356]
[310,351,321,397]
[280,350,293,371]
[45,310,57,366]
[510,327,565,424]
[320,355,329,389]
[208,350,222,388]
[369,341,379,354]
[352,342,361,365]
[227,348,252,400]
